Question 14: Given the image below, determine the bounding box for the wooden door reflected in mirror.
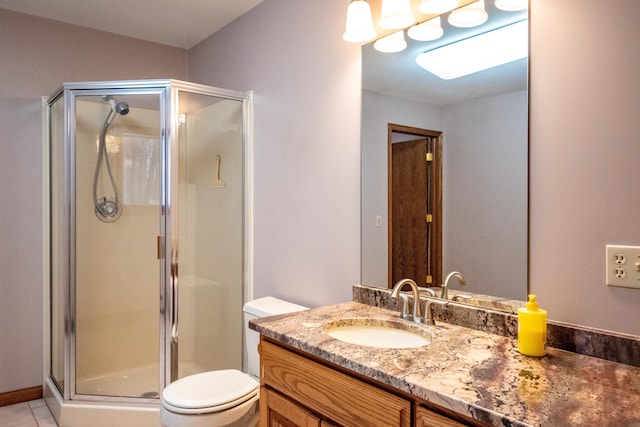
[389,124,442,289]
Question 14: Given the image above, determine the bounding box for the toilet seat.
[161,369,259,415]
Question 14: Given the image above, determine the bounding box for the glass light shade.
[416,20,528,79]
[495,0,528,11]
[407,17,444,41]
[343,0,377,42]
[418,0,459,14]
[379,0,416,29]
[448,0,488,28]
[373,30,408,53]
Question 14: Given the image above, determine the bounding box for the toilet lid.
[161,370,259,413]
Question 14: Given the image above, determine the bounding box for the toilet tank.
[242,297,308,378]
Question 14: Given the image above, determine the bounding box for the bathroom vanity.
[260,337,471,426]
[251,301,640,427]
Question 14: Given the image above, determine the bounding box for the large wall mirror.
[361,1,529,301]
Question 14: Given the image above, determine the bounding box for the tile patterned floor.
[0,399,58,427]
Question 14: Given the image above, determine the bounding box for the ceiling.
[0,0,264,49]
[0,0,528,105]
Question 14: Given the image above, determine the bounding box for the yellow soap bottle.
[518,294,547,357]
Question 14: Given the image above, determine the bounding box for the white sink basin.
[323,318,431,348]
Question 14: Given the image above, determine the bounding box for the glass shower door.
[49,93,66,394]
[72,91,163,398]
[174,91,245,379]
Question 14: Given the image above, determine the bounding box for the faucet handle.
[396,294,425,323]
[397,293,410,319]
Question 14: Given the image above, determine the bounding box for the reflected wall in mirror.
[361,1,528,301]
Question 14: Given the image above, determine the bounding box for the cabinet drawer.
[415,405,469,427]
[260,339,411,427]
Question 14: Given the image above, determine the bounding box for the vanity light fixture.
[343,0,377,42]
[407,16,444,41]
[342,0,526,54]
[495,0,528,11]
[379,0,416,29]
[418,0,459,14]
[415,19,527,79]
[448,0,488,28]
[374,30,408,52]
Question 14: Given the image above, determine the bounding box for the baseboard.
[0,386,43,407]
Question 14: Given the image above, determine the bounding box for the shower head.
[104,96,129,116]
[114,101,129,116]
[103,98,129,126]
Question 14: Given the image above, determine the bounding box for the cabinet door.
[415,405,468,427]
[260,339,411,427]
[261,386,321,427]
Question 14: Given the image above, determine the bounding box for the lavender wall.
[0,8,186,394]
[188,0,361,308]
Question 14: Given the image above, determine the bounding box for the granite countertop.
[250,301,640,427]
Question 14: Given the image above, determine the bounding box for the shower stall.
[42,79,253,426]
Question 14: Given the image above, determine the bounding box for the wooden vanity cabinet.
[259,338,410,426]
[259,337,478,427]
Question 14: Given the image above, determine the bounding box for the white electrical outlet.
[606,245,640,289]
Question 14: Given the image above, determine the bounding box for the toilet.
[160,297,308,427]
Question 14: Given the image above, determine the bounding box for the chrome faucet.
[390,279,424,323]
[441,271,467,300]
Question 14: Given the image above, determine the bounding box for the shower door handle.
[170,247,179,344]
[157,235,164,260]
[170,246,179,381]
[158,235,166,314]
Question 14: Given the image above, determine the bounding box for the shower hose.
[92,107,122,222]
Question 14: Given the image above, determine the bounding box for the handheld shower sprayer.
[93,96,130,222]
[108,97,130,115]
[104,97,130,125]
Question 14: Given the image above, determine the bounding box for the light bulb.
[418,0,459,15]
[379,0,415,29]
[374,30,407,53]
[407,17,444,41]
[495,0,528,11]
[448,0,488,28]
[343,0,377,43]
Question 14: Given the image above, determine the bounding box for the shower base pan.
[43,376,159,427]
